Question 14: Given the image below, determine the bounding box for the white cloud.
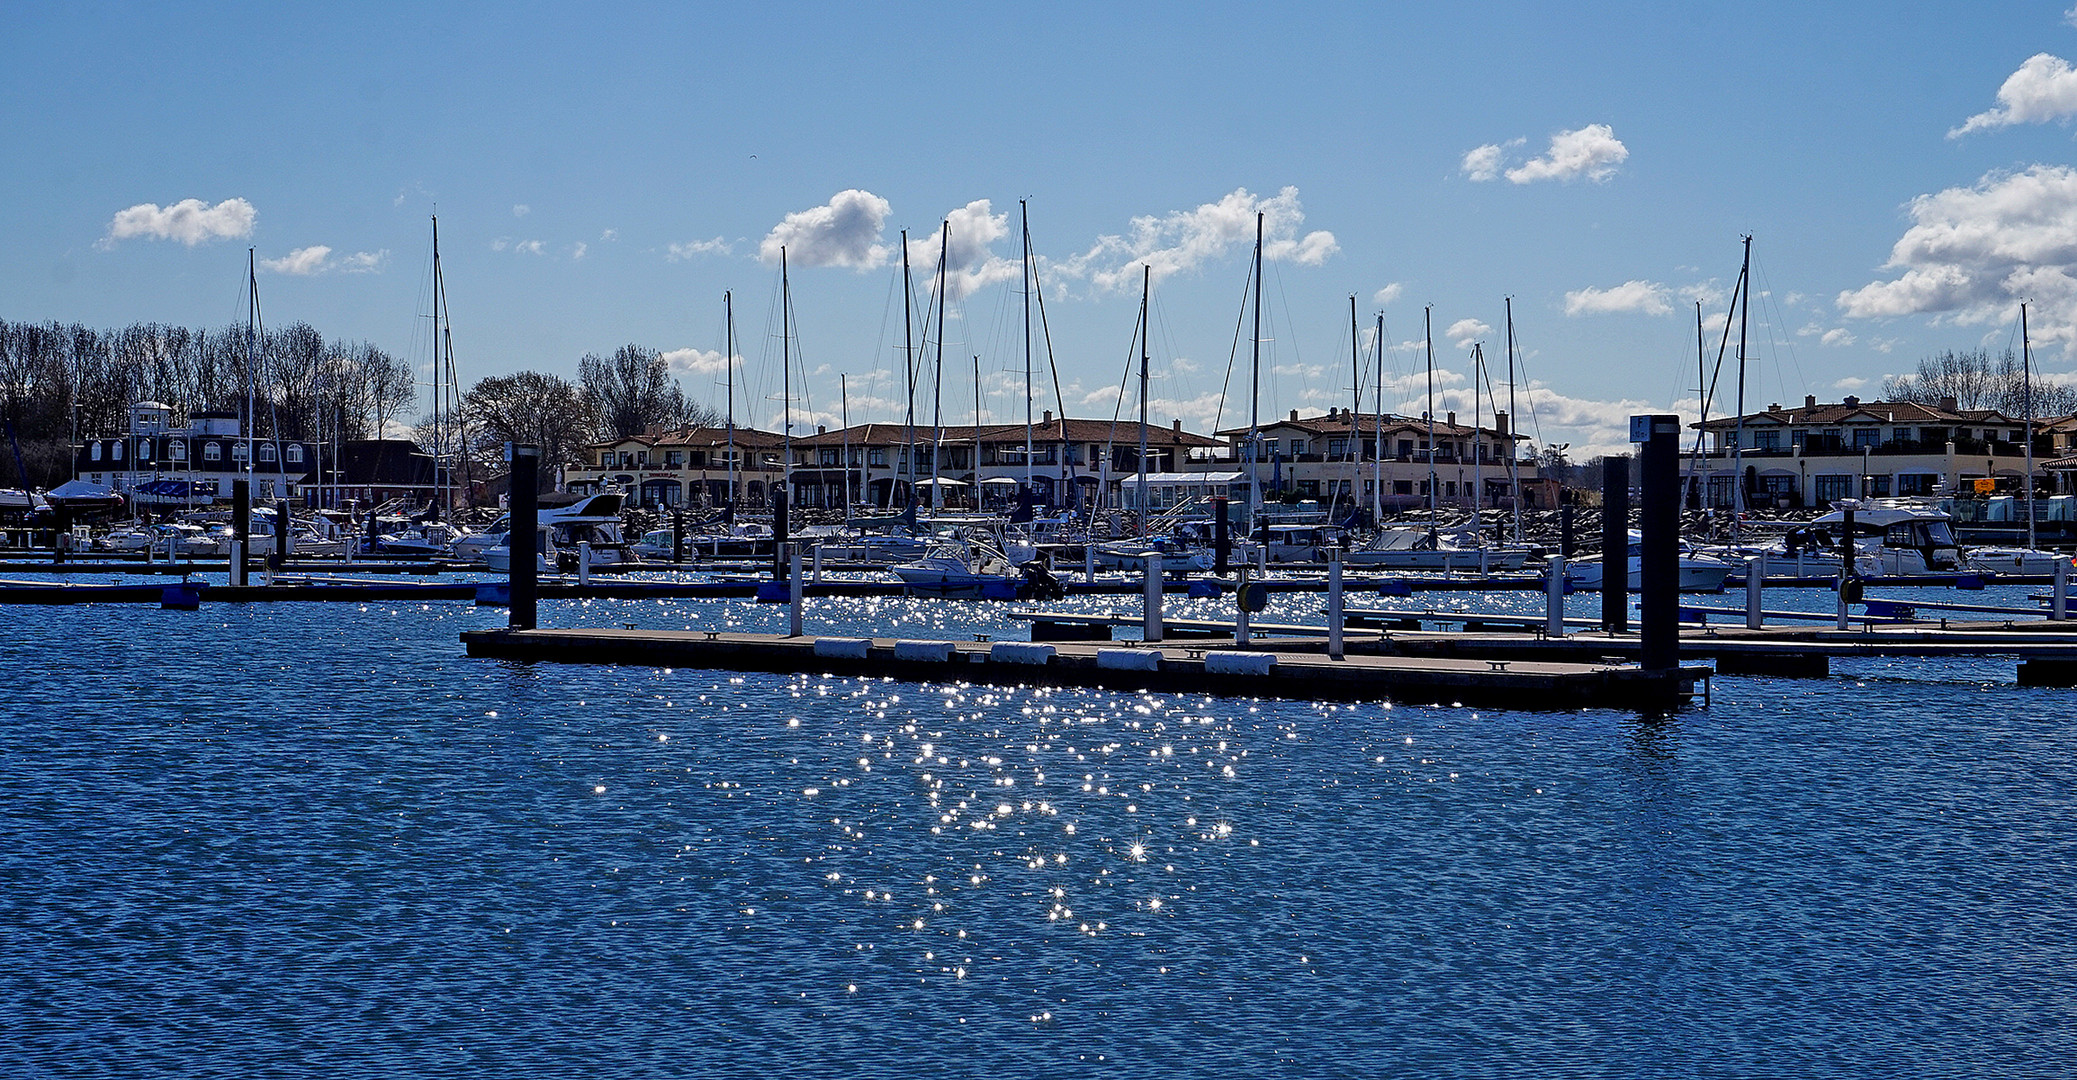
[1461,143,1507,182]
[103,197,256,247]
[662,347,741,377]
[256,245,388,276]
[1504,125,1628,184]
[570,241,588,261]
[513,204,531,217]
[601,228,619,241]
[667,237,732,261]
[1373,282,1404,306]
[761,189,892,269]
[2067,5,2077,28]
[908,200,1022,302]
[1950,53,2077,137]
[1445,318,1492,349]
[1564,280,1671,316]
[1837,164,2077,345]
[1835,376,1871,391]
[1820,328,1857,347]
[1057,185,1338,292]
[492,238,546,255]
[260,246,332,275]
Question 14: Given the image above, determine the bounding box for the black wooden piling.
[1601,456,1627,633]
[1638,414,1681,672]
[1213,496,1231,575]
[231,478,250,587]
[508,443,539,630]
[672,509,685,564]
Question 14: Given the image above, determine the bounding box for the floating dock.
[457,627,1708,711]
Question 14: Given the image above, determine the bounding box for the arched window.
[259,443,277,463]
[112,441,124,461]
[204,442,222,462]
[171,442,188,461]
[285,444,303,464]
[90,443,103,462]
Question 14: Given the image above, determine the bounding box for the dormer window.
[259,443,277,463]
[204,442,222,462]
[286,445,303,464]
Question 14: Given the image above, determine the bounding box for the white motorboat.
[892,541,1025,598]
[481,491,632,572]
[1810,500,1962,576]
[1565,533,1738,592]
[1344,527,1531,571]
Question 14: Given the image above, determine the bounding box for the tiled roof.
[1695,400,2017,429]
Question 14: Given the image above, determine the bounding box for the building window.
[665,450,683,467]
[1894,427,1912,444]
[91,443,102,462]
[230,444,248,463]
[1852,428,1881,449]
[1814,474,1856,505]
[819,449,839,466]
[259,443,277,463]
[112,441,124,461]
[1394,480,1414,495]
[1752,430,1781,450]
[1898,474,1939,496]
[171,442,187,461]
[868,448,887,467]
[286,445,303,464]
[204,442,222,462]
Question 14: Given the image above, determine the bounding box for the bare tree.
[460,371,592,469]
[1882,348,2077,417]
[580,344,695,441]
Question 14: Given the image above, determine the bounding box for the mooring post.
[789,543,804,636]
[2056,555,2070,621]
[1234,567,1252,645]
[1837,502,1857,631]
[1747,560,1765,629]
[1601,455,1629,633]
[230,478,250,587]
[672,509,685,565]
[812,541,824,583]
[1084,540,1096,583]
[277,501,292,560]
[576,541,592,585]
[1635,414,1680,672]
[1143,551,1164,643]
[508,443,539,631]
[1326,546,1344,660]
[1212,496,1231,576]
[772,487,789,581]
[1545,554,1566,636]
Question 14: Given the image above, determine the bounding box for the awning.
[978,476,1021,486]
[915,477,968,487]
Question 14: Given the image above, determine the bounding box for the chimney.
[1494,410,1509,437]
[1939,395,1958,413]
[1043,409,1053,425]
[1842,395,1859,408]
[817,425,826,435]
[1172,419,1182,433]
[1805,395,1817,409]
[1289,409,1299,422]
[1446,411,1456,427]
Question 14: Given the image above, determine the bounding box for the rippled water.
[3,588,2074,1077]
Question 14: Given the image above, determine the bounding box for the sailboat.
[1967,301,2065,574]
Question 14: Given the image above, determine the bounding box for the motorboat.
[892,540,1026,598]
[1343,526,1532,571]
[481,490,632,572]
[1809,500,1962,576]
[1564,532,1738,592]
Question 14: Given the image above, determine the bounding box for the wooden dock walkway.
[457,628,1708,711]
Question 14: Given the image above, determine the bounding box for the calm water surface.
[2,586,2073,1077]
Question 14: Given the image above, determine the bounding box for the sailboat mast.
[245,248,258,489]
[429,214,446,519]
[901,231,915,514]
[2025,301,2036,550]
[776,251,780,525]
[1424,304,1437,540]
[1249,212,1264,523]
[1472,341,1484,545]
[1506,297,1522,543]
[931,222,949,510]
[1348,294,1360,521]
[1689,300,1707,511]
[840,374,851,512]
[1022,200,1034,495]
[1733,234,1751,529]
[1374,313,1385,523]
[1137,263,1150,532]
[725,290,736,523]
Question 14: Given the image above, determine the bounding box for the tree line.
[1,317,722,488]
[1880,347,2077,418]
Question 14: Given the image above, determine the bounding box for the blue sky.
[8,1,2077,457]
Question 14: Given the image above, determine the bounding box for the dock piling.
[1637,414,1680,672]
[1601,457,1628,633]
[1143,552,1164,642]
[1327,548,1344,659]
[508,443,539,630]
[789,544,804,636]
[1545,555,1566,636]
[231,479,250,588]
[1747,562,1764,629]
[1213,496,1230,576]
[2057,557,2069,621]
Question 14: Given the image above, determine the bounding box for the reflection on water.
[0,592,2073,1076]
